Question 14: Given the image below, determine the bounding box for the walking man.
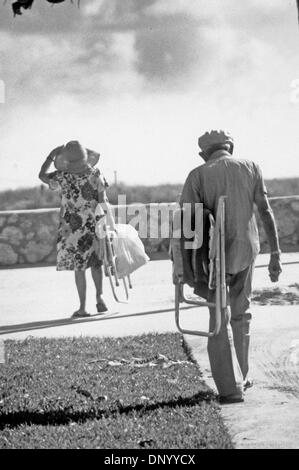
[180,130,282,403]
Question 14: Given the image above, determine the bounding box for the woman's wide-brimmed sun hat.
[54,140,100,173]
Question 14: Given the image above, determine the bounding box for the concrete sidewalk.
[0,258,180,339]
[0,253,299,448]
[0,252,298,339]
[185,304,299,449]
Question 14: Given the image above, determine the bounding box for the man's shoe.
[244,378,254,390]
[218,394,244,405]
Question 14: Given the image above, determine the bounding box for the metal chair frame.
[173,196,228,337]
[102,227,132,303]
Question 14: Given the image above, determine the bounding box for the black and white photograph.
[0,0,298,453]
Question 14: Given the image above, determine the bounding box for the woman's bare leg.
[91,265,103,303]
[91,266,107,312]
[74,270,89,315]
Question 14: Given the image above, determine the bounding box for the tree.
[10,0,79,16]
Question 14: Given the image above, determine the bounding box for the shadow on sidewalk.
[0,305,196,336]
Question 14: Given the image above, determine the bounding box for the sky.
[0,0,299,190]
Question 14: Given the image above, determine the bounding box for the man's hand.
[268,254,282,282]
[255,188,282,283]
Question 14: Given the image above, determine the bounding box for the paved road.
[0,253,299,448]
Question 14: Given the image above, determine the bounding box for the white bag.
[112,224,149,278]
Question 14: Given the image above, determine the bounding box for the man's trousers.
[207,262,255,397]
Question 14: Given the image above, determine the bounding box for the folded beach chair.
[170,196,228,337]
[95,206,149,302]
[104,227,132,302]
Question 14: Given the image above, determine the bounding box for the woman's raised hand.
[47,145,64,161]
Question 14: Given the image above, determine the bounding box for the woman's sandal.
[96,299,108,314]
[71,310,91,319]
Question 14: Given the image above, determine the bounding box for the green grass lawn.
[0,333,232,449]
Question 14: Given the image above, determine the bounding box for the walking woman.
[39,140,116,318]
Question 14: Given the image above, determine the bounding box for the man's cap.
[198,130,234,152]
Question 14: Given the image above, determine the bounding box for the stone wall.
[0,196,298,267]
[257,197,299,253]
[0,209,59,266]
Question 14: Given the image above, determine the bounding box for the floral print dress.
[49,167,107,271]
